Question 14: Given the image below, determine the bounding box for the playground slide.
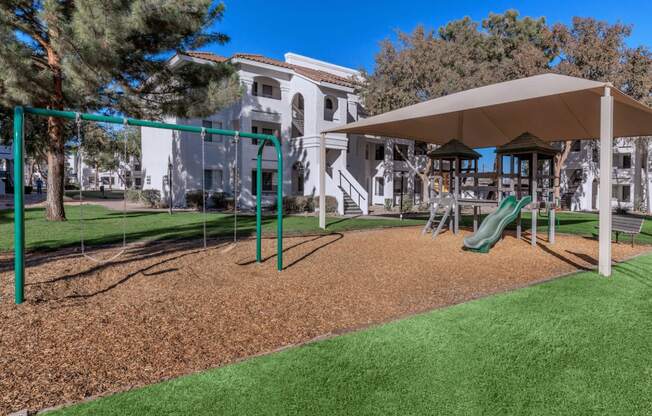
[463,195,532,253]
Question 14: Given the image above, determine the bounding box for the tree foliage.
[360,11,652,208]
[360,11,651,114]
[0,1,241,220]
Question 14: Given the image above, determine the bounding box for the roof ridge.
[180,51,355,88]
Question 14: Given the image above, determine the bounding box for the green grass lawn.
[0,205,425,252]
[2,206,652,252]
[49,252,652,415]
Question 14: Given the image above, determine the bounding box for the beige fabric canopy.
[318,73,652,278]
[324,73,652,148]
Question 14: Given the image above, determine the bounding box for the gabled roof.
[427,139,481,159]
[180,51,356,89]
[495,132,559,155]
[324,73,652,147]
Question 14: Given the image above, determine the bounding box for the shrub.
[283,196,314,213]
[399,197,413,212]
[210,192,228,209]
[185,190,205,210]
[140,189,161,208]
[125,189,141,203]
[384,198,393,211]
[312,195,337,213]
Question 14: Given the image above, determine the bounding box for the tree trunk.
[45,115,67,221]
[553,140,573,201]
[44,37,67,220]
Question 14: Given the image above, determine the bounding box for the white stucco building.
[67,152,144,191]
[561,138,652,212]
[141,52,425,214]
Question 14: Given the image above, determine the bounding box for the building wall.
[562,138,652,213]
[140,53,423,212]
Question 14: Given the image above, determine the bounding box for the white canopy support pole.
[319,133,326,229]
[531,152,538,246]
[599,87,614,277]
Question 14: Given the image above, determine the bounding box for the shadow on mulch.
[237,233,344,270]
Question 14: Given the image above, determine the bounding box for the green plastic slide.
[463,195,532,253]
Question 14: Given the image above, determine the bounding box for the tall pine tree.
[0,1,241,220]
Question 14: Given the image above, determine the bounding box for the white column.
[531,152,538,246]
[599,87,614,277]
[319,133,326,229]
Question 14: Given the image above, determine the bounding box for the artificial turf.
[49,252,652,415]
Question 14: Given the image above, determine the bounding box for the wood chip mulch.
[0,227,648,414]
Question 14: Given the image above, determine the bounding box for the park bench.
[611,215,644,247]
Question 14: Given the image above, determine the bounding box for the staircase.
[342,192,363,215]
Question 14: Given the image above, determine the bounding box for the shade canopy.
[324,73,652,148]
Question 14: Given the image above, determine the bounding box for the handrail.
[338,170,366,209]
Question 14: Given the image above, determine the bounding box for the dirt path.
[0,227,648,414]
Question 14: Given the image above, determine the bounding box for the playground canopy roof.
[323,73,652,147]
[495,132,559,157]
[427,139,481,160]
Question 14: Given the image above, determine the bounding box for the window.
[146,175,151,185]
[414,142,428,156]
[393,144,409,161]
[251,125,277,146]
[324,96,337,121]
[202,120,213,142]
[375,144,384,161]
[622,185,631,202]
[262,84,274,98]
[375,177,384,196]
[204,169,223,191]
[134,178,142,187]
[622,154,632,169]
[571,140,581,152]
[365,144,370,160]
[252,81,258,96]
[251,169,277,194]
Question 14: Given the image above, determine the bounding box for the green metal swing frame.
[10,106,284,304]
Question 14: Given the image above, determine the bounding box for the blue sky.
[208,0,652,169]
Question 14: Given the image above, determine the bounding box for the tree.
[553,18,652,207]
[360,11,652,209]
[359,10,556,116]
[0,1,241,220]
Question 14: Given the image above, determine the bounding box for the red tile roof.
[184,51,228,63]
[182,51,356,89]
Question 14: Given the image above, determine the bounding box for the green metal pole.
[13,106,25,304]
[274,138,283,271]
[256,143,263,263]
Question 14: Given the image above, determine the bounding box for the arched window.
[324,96,338,121]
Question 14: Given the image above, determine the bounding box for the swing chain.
[233,131,239,243]
[201,127,207,249]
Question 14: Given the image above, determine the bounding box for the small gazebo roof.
[427,139,481,160]
[495,132,559,156]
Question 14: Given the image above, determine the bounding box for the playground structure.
[423,133,560,250]
[9,106,285,304]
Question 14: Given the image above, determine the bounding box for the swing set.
[10,106,284,304]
